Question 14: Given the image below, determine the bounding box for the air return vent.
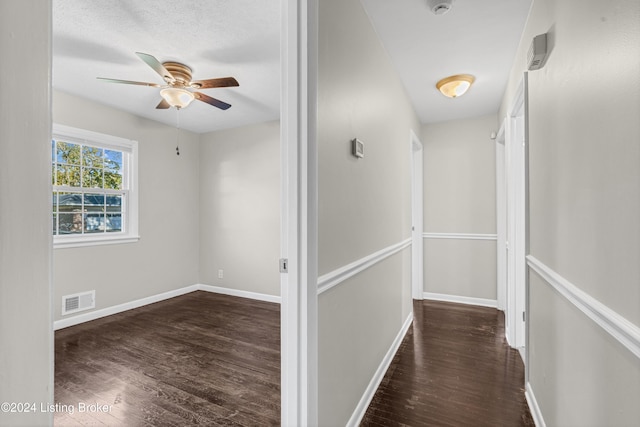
[62,291,95,316]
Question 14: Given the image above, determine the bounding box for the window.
[52,124,138,248]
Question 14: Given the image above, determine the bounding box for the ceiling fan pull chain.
[175,108,181,156]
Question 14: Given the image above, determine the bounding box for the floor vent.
[62,291,95,316]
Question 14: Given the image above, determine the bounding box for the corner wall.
[0,1,53,425]
[53,90,200,321]
[199,121,280,297]
[421,115,498,304]
[501,0,640,424]
[317,0,420,424]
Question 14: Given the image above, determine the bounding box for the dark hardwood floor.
[54,291,280,426]
[56,293,532,426]
[361,300,535,427]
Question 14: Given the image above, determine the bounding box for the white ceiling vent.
[62,291,95,316]
[426,0,454,15]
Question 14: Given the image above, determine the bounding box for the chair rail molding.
[423,232,497,241]
[527,255,640,360]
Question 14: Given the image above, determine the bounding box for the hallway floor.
[361,300,535,426]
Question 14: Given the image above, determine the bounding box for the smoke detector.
[426,0,454,15]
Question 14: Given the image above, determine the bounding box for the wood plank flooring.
[361,300,535,426]
[54,291,280,426]
[56,293,533,426]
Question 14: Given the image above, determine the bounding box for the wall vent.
[62,290,95,316]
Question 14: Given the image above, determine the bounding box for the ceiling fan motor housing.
[426,0,454,15]
[163,62,193,86]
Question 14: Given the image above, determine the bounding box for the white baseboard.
[54,284,280,330]
[346,312,414,427]
[423,292,497,308]
[197,284,281,304]
[525,382,546,427]
[54,285,199,330]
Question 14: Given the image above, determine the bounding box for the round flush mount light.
[436,74,475,98]
[426,0,454,15]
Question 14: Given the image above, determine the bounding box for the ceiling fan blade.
[97,77,161,87]
[190,77,239,89]
[193,92,231,110]
[135,52,175,83]
[156,99,170,109]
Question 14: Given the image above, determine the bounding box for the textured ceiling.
[53,0,280,134]
[361,0,532,124]
[53,0,531,134]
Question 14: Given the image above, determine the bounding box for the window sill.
[54,234,140,249]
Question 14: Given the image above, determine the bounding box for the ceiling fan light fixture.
[436,74,475,98]
[160,87,195,109]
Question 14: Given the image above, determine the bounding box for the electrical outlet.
[218,269,224,279]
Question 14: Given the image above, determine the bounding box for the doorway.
[497,74,528,357]
[410,130,424,300]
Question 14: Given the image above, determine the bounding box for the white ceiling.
[361,0,532,124]
[53,0,531,134]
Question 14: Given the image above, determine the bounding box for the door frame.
[495,120,507,312]
[280,0,319,425]
[410,130,424,300]
[503,73,528,353]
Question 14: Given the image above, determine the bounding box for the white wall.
[501,0,640,424]
[317,0,419,424]
[0,1,53,425]
[53,90,200,321]
[421,115,497,301]
[199,121,280,297]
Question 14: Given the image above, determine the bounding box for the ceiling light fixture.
[436,74,475,98]
[160,87,195,109]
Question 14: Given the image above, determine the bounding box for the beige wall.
[501,0,640,424]
[0,1,53,425]
[421,115,497,300]
[53,90,200,321]
[317,0,419,424]
[199,121,280,296]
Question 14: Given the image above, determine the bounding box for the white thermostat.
[352,138,364,158]
[527,33,548,70]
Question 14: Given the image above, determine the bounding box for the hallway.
[362,300,534,426]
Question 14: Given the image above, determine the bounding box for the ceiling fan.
[97,52,239,110]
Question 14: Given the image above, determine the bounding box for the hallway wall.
[0,2,52,425]
[317,0,419,425]
[500,0,640,424]
[421,115,498,304]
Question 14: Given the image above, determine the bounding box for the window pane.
[57,164,81,187]
[83,167,104,188]
[104,150,122,171]
[53,213,57,235]
[58,213,82,234]
[84,213,105,233]
[84,193,105,212]
[105,194,122,213]
[56,141,80,165]
[106,213,122,232]
[52,193,57,213]
[104,171,123,190]
[58,192,82,213]
[82,146,104,168]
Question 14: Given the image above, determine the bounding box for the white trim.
[496,118,507,311]
[54,234,140,249]
[410,130,424,300]
[317,238,412,295]
[423,232,497,241]
[527,255,640,360]
[346,312,414,427]
[525,382,546,427]
[53,123,135,152]
[423,292,497,308]
[53,284,281,331]
[54,285,199,330]
[198,284,281,304]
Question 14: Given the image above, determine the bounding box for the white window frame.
[52,124,139,249]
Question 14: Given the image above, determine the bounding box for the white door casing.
[410,130,424,300]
